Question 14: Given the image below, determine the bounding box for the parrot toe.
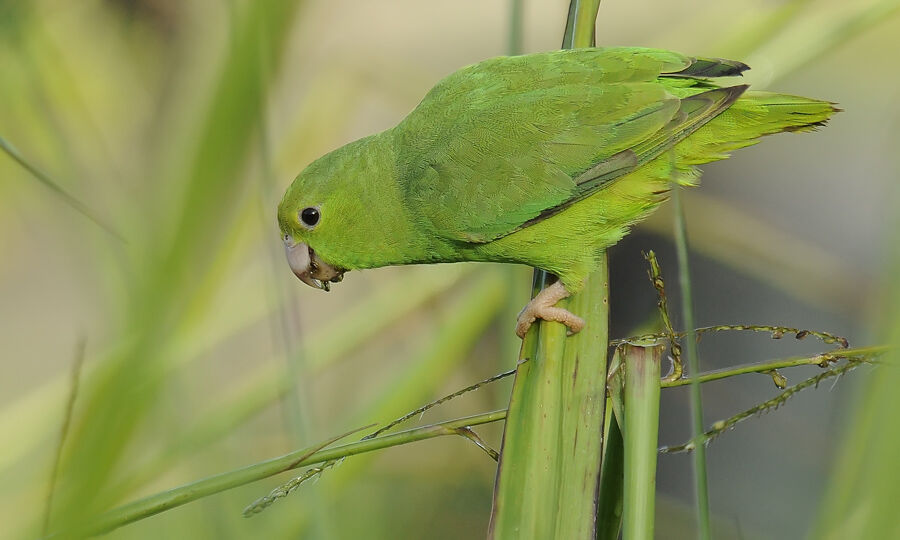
[515,280,585,338]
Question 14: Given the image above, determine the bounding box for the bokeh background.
[1,0,898,538]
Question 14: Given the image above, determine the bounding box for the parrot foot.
[515,280,585,339]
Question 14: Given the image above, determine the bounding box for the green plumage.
[278,47,836,293]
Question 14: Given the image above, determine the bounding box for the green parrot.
[278,47,836,338]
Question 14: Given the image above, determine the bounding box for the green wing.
[394,47,747,243]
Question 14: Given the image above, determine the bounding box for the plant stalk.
[622,344,664,540]
[59,411,506,537]
[661,346,884,388]
[673,186,712,539]
[489,3,606,538]
[488,262,609,539]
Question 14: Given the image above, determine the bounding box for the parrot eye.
[300,207,320,228]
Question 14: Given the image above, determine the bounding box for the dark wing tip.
[665,57,751,79]
[724,83,751,103]
[678,84,749,117]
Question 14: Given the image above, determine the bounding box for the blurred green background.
[1,0,898,538]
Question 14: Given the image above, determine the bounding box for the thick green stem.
[622,344,664,540]
[561,0,601,48]
[489,4,607,538]
[489,260,609,539]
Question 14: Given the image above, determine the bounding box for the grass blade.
[0,134,124,241]
[507,0,524,56]
[74,411,506,536]
[41,340,85,536]
[596,403,624,540]
[672,184,711,539]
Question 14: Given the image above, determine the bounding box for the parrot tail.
[671,91,840,185]
[728,91,839,134]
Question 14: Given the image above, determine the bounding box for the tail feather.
[572,62,838,252]
[672,91,839,177]
[728,91,838,132]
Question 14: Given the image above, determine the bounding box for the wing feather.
[395,48,747,243]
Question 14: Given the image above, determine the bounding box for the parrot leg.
[515,280,585,338]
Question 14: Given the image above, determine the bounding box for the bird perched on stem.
[278,47,837,338]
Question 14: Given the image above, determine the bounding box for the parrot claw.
[515,280,585,339]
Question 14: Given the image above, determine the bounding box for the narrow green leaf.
[74,411,506,536]
[596,404,624,540]
[0,134,124,240]
[672,184,711,539]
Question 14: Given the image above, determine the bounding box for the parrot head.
[278,205,346,292]
[277,134,401,292]
[277,147,357,293]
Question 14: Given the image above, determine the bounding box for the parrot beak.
[283,238,345,292]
